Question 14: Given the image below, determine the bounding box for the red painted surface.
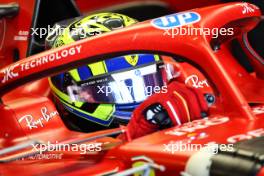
[0,2,263,176]
[0,0,35,67]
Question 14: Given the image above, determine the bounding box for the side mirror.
[0,3,19,19]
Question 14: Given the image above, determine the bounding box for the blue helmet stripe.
[105,54,156,73]
[78,65,92,80]
[113,110,132,120]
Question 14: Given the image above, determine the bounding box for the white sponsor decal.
[20,45,82,71]
[185,74,209,88]
[227,128,264,143]
[26,153,63,160]
[18,107,59,130]
[252,106,264,115]
[165,117,229,136]
[14,30,29,41]
[238,3,259,14]
[1,64,19,83]
[0,45,82,84]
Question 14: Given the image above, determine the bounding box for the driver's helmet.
[48,13,176,130]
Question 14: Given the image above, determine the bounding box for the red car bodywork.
[0,2,263,176]
[0,0,221,67]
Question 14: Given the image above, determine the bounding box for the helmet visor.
[67,62,170,104]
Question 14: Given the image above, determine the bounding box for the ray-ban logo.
[185,74,209,88]
[18,107,59,130]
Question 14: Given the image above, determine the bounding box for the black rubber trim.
[0,2,19,19]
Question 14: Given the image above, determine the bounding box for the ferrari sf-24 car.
[0,2,264,176]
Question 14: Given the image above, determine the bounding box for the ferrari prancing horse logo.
[125,55,139,66]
